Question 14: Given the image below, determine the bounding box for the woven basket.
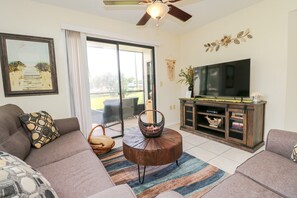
[138,110,165,138]
[87,125,115,155]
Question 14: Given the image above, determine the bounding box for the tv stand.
[179,98,266,152]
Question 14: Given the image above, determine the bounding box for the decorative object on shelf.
[251,92,263,103]
[178,65,195,98]
[88,124,115,155]
[231,121,244,131]
[231,112,244,120]
[0,33,58,97]
[204,29,253,52]
[205,116,222,128]
[138,110,165,138]
[165,59,176,81]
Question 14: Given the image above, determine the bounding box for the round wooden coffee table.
[123,128,182,183]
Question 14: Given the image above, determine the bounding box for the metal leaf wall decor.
[204,29,253,52]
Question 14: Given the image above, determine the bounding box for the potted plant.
[178,66,194,97]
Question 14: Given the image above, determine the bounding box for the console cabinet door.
[227,108,247,144]
[180,101,195,129]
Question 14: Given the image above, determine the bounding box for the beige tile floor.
[113,123,265,174]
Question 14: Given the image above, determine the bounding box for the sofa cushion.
[0,104,31,160]
[25,130,91,167]
[236,150,297,198]
[203,173,282,198]
[19,111,60,149]
[37,150,115,198]
[0,151,58,198]
[86,184,136,198]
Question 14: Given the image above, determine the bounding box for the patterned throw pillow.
[291,143,297,162]
[0,151,58,197]
[19,111,60,149]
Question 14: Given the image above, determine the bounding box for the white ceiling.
[33,0,263,34]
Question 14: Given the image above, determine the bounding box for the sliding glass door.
[87,38,156,137]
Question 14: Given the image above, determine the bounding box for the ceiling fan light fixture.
[146,1,169,20]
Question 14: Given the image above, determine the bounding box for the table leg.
[176,160,179,166]
[137,165,146,184]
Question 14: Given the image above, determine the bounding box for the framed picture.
[0,33,58,97]
[186,90,192,98]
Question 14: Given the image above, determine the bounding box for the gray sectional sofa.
[2,103,296,197]
[203,129,297,198]
[0,104,136,198]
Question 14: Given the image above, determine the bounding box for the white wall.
[2,0,296,133]
[0,0,181,124]
[180,0,297,138]
[285,9,297,131]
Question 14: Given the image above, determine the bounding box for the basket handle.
[138,109,165,125]
[87,124,106,143]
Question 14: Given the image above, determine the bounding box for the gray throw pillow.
[0,151,58,197]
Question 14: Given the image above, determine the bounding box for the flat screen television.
[193,59,250,98]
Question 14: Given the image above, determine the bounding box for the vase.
[188,85,194,98]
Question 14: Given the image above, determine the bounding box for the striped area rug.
[99,147,229,198]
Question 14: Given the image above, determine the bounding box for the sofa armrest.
[266,129,297,159]
[86,184,136,198]
[54,117,80,136]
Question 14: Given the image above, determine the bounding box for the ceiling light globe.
[146,1,169,20]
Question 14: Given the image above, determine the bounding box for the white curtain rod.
[61,24,160,47]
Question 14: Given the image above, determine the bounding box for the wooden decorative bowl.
[205,116,222,128]
[138,110,165,138]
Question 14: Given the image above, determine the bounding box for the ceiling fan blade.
[168,0,182,3]
[103,0,150,5]
[168,4,192,22]
[137,12,151,25]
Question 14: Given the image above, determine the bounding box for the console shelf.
[180,98,266,152]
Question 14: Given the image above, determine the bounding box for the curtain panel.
[65,30,92,136]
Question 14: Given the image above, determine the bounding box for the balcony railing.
[90,90,144,110]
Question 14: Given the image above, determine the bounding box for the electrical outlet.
[169,105,172,110]
[173,105,176,109]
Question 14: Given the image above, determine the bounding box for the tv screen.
[193,59,250,97]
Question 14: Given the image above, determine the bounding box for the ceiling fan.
[103,0,192,26]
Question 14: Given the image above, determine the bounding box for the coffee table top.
[123,128,183,166]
